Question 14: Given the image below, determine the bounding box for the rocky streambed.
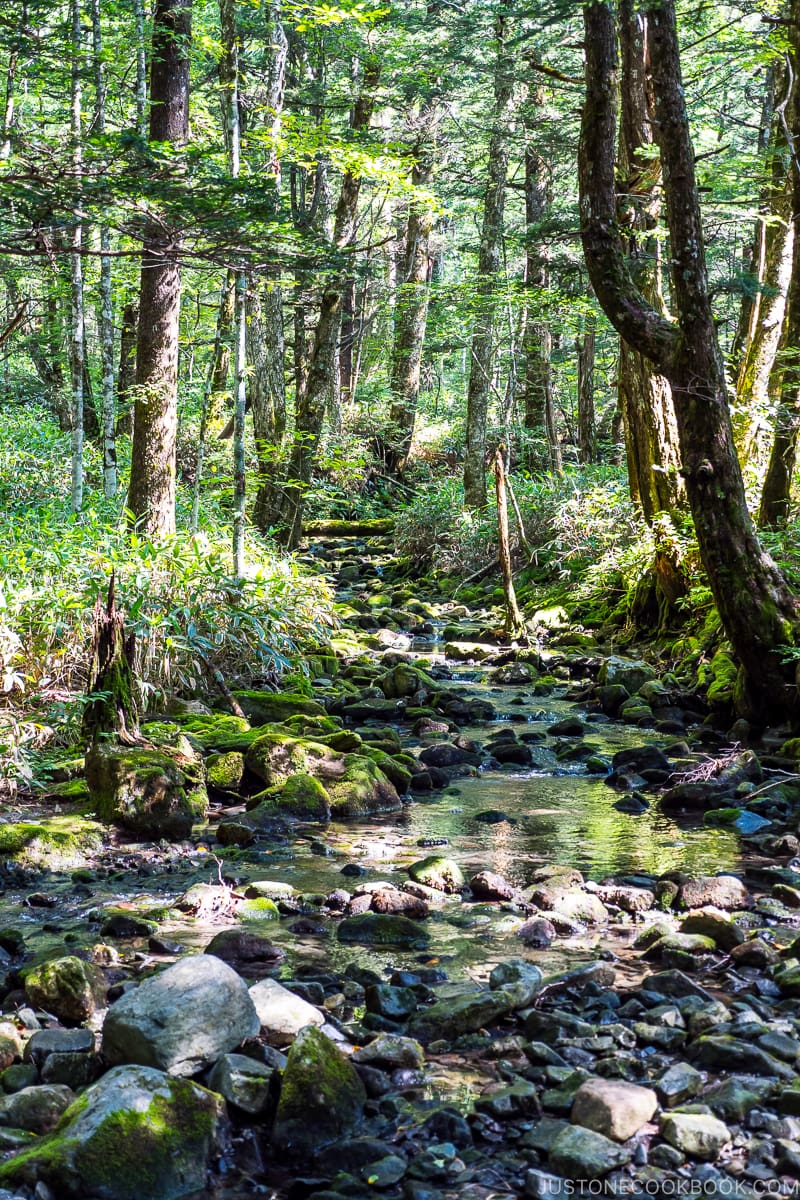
[0,534,797,1198]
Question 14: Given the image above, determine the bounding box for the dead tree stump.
[82,574,139,746]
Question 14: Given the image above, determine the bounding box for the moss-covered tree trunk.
[580,0,800,723]
[82,577,139,746]
[494,449,525,640]
[576,315,596,464]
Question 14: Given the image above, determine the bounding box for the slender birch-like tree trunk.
[69,0,84,514]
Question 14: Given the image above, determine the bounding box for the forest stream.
[0,532,798,1200]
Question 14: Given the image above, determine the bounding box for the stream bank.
[0,530,797,1198]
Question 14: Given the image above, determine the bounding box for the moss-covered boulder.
[408,855,464,894]
[205,751,245,791]
[249,773,331,821]
[323,754,402,818]
[24,956,106,1023]
[86,743,207,840]
[245,731,340,788]
[337,913,430,948]
[0,817,104,870]
[0,1064,226,1200]
[179,713,256,753]
[597,656,656,695]
[360,747,412,794]
[232,691,326,726]
[378,663,437,700]
[271,1024,366,1158]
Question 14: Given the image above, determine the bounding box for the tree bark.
[91,0,117,498]
[494,448,525,640]
[580,0,800,723]
[463,15,514,509]
[616,0,683,521]
[734,62,794,473]
[127,0,191,536]
[576,315,596,464]
[520,76,561,474]
[69,0,84,514]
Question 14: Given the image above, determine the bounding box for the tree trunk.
[494,448,525,640]
[520,77,561,474]
[734,63,794,474]
[576,315,596,464]
[616,0,684,521]
[387,101,440,472]
[127,0,191,536]
[250,277,287,532]
[82,576,138,746]
[759,11,800,531]
[115,299,138,435]
[91,0,117,498]
[69,0,84,514]
[275,58,381,548]
[463,15,514,509]
[580,0,800,723]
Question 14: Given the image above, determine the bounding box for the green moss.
[238,897,280,921]
[250,773,331,821]
[180,713,256,752]
[271,1024,366,1157]
[245,732,340,787]
[232,691,326,726]
[706,650,737,706]
[0,817,104,869]
[0,1074,220,1200]
[360,747,412,793]
[324,754,402,818]
[206,751,245,791]
[704,808,742,827]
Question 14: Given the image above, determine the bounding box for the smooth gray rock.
[102,954,259,1076]
[548,1124,633,1179]
[249,977,324,1046]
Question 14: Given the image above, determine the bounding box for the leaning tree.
[579,0,800,723]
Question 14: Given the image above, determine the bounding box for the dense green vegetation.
[2,0,800,772]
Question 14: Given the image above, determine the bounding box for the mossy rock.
[337,913,430,948]
[42,778,91,804]
[86,744,207,841]
[378,663,437,700]
[250,773,331,821]
[704,808,742,828]
[24,955,106,1023]
[706,650,737,707]
[0,817,104,870]
[408,855,464,894]
[0,1063,226,1200]
[232,691,326,726]
[360,748,412,794]
[282,714,341,738]
[206,752,245,792]
[237,898,280,921]
[179,714,256,753]
[319,730,363,753]
[323,755,402,819]
[271,1024,365,1158]
[245,731,341,788]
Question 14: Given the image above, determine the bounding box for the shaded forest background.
[1,0,800,783]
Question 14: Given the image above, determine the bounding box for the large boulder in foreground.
[0,1064,226,1200]
[102,955,259,1076]
[571,1078,658,1142]
[86,742,207,839]
[271,1025,366,1158]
